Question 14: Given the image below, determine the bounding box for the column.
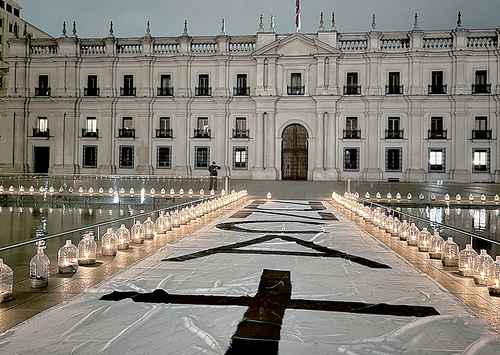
[264,111,276,176]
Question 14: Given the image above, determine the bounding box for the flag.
[295,0,301,32]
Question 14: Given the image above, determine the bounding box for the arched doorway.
[281,124,308,180]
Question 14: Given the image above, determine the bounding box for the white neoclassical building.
[0,13,499,182]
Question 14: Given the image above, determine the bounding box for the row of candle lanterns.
[0,190,247,302]
[361,192,500,203]
[332,192,500,297]
[0,185,219,197]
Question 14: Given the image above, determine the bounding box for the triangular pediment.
[253,33,339,57]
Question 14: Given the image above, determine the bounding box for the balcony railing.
[193,128,211,138]
[195,87,212,96]
[428,85,447,95]
[120,87,136,96]
[343,129,361,139]
[472,129,492,140]
[343,85,361,95]
[385,85,403,95]
[82,129,99,138]
[287,86,305,95]
[428,130,447,139]
[233,129,249,138]
[118,128,135,138]
[233,87,250,96]
[84,88,100,96]
[34,88,51,96]
[155,129,173,138]
[32,128,50,138]
[472,84,491,94]
[385,130,404,139]
[157,87,174,96]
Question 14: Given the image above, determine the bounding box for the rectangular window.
[346,72,358,86]
[13,8,19,17]
[236,74,247,89]
[388,72,400,87]
[0,1,4,9]
[386,148,402,172]
[233,147,248,169]
[429,149,445,172]
[159,117,171,131]
[82,146,97,168]
[124,75,134,89]
[0,18,3,27]
[475,70,487,85]
[194,147,210,169]
[119,146,134,168]
[291,73,302,87]
[86,117,97,132]
[236,117,247,130]
[473,149,490,172]
[160,74,171,89]
[87,75,97,89]
[38,117,48,132]
[474,116,487,130]
[344,148,360,171]
[431,117,443,132]
[38,75,48,89]
[198,74,209,88]
[197,117,208,130]
[432,71,443,87]
[388,117,400,131]
[9,23,12,33]
[157,147,172,169]
[346,117,358,130]
[122,117,133,129]
[6,3,11,12]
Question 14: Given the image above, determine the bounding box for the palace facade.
[0,14,499,182]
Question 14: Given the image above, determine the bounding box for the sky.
[18,0,500,38]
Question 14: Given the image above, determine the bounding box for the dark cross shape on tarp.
[101,269,440,355]
[163,234,390,269]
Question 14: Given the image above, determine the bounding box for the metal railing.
[472,84,491,94]
[472,130,492,140]
[155,129,173,138]
[84,88,100,96]
[358,197,500,252]
[157,87,174,96]
[82,129,99,138]
[428,84,447,95]
[428,129,447,139]
[385,85,403,95]
[385,129,404,139]
[0,198,210,253]
[343,129,361,139]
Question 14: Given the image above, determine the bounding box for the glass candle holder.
[458,244,478,277]
[441,237,459,267]
[417,228,432,252]
[78,233,97,265]
[473,249,494,286]
[102,228,118,256]
[58,240,78,274]
[155,213,166,235]
[407,223,420,247]
[143,217,155,240]
[391,217,401,236]
[0,258,13,303]
[429,231,444,259]
[399,220,409,241]
[30,241,50,289]
[116,224,131,250]
[131,221,145,244]
[488,257,500,296]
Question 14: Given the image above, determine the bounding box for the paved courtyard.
[1,199,499,354]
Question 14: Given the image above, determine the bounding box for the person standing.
[208,161,221,191]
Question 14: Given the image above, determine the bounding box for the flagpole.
[296,0,301,32]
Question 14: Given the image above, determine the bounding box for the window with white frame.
[428,149,445,172]
[233,147,248,169]
[38,117,48,132]
[386,148,402,172]
[472,149,489,172]
[343,148,360,171]
[157,147,172,169]
[86,117,97,133]
[82,146,97,168]
[194,147,210,169]
[119,146,134,168]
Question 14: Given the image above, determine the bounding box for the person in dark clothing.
[208,161,221,191]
